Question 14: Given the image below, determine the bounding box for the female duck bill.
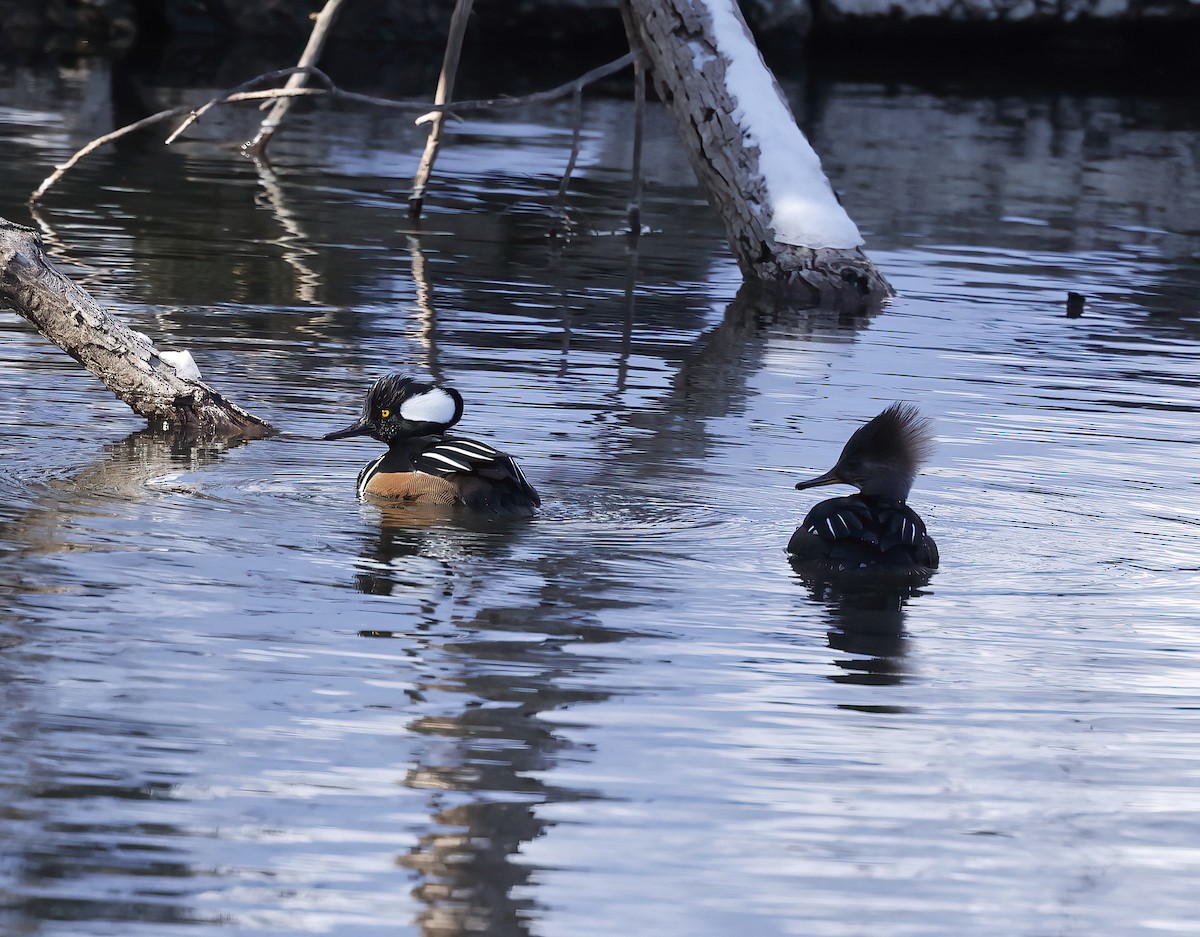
[793,468,846,491]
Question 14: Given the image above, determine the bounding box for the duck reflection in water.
[352,505,532,599]
[798,573,927,689]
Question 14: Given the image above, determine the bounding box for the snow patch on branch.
[706,0,863,250]
[160,350,202,382]
[689,39,716,68]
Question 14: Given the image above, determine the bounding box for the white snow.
[160,350,202,382]
[823,0,1134,17]
[705,0,863,249]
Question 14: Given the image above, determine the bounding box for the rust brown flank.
[364,471,458,504]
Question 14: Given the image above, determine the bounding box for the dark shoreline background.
[4,0,1198,91]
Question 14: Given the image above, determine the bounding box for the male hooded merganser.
[787,403,939,572]
[323,373,540,514]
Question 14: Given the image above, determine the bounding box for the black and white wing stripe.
[413,436,541,506]
[413,438,500,474]
[876,501,930,553]
[789,494,937,569]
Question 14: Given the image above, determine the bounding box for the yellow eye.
[380,409,391,418]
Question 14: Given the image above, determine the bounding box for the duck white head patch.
[400,387,458,425]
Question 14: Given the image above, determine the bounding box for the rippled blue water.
[2,48,1199,937]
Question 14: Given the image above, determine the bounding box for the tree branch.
[0,218,273,438]
[409,0,475,220]
[244,0,349,156]
[29,56,637,206]
[165,67,336,145]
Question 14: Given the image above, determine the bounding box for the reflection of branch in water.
[0,426,245,617]
[597,282,885,476]
[615,243,639,392]
[558,297,573,378]
[4,428,244,559]
[251,157,324,306]
[348,519,634,937]
[24,205,112,291]
[552,266,571,376]
[539,216,574,377]
[0,426,247,922]
[395,598,619,937]
[407,236,443,383]
[1,428,245,645]
[676,282,883,410]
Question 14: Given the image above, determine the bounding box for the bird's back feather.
[788,494,938,571]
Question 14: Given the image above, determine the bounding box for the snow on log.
[0,218,273,439]
[820,0,1199,24]
[623,0,893,302]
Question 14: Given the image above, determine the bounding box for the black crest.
[840,402,933,479]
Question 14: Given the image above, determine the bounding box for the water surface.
[1,47,1199,937]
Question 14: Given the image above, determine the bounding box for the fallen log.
[0,218,273,439]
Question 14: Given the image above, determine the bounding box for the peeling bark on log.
[0,219,273,439]
[622,0,893,304]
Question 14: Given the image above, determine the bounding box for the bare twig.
[548,89,585,241]
[30,55,637,205]
[31,105,191,204]
[409,0,475,220]
[416,53,637,122]
[31,84,325,205]
[558,90,585,202]
[245,0,348,156]
[166,67,335,145]
[629,55,646,241]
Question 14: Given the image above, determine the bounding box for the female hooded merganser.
[787,403,939,573]
[323,373,540,514]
